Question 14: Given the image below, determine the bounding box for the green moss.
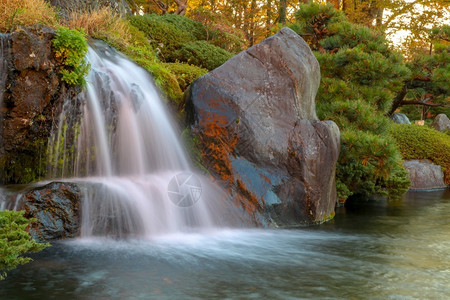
[181,128,208,173]
[390,124,450,184]
[0,139,47,184]
[52,27,90,87]
[163,63,208,92]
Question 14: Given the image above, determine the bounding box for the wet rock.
[390,113,411,124]
[0,25,80,184]
[404,160,447,190]
[432,114,450,132]
[186,27,340,226]
[20,182,81,241]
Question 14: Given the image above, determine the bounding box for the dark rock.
[432,114,450,132]
[404,160,447,190]
[390,113,411,124]
[0,25,80,184]
[186,27,340,226]
[12,182,81,241]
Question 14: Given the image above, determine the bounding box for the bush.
[390,124,450,184]
[175,41,233,71]
[0,0,57,32]
[294,3,411,201]
[158,14,207,41]
[188,7,248,54]
[337,129,410,201]
[52,27,90,86]
[164,63,208,92]
[128,14,193,62]
[0,210,49,280]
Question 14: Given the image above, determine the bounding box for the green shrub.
[159,14,207,41]
[164,63,208,92]
[52,27,90,87]
[0,210,50,280]
[293,3,411,201]
[317,99,390,135]
[175,41,233,71]
[390,124,450,184]
[128,14,193,62]
[337,129,410,201]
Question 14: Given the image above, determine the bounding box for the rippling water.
[1,190,449,299]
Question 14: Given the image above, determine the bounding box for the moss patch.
[390,124,450,184]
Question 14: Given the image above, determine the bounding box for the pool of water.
[1,189,449,299]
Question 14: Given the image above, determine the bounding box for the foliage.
[157,13,207,41]
[52,27,90,86]
[128,14,194,62]
[188,8,248,53]
[66,7,132,49]
[0,0,57,32]
[164,63,208,92]
[175,41,233,71]
[294,3,411,201]
[393,25,450,118]
[390,124,450,184]
[0,210,50,280]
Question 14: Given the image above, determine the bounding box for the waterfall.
[47,41,239,238]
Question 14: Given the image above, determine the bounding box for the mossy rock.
[390,123,450,184]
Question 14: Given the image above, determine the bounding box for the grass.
[0,0,57,32]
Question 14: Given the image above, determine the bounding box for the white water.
[46,41,240,238]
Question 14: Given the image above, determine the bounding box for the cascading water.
[47,41,240,238]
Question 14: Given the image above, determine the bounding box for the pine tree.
[0,210,49,280]
[293,3,411,202]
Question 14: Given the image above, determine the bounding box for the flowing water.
[0,190,449,299]
[1,38,449,298]
[43,41,242,238]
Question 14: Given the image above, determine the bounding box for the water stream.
[0,190,449,299]
[43,41,241,238]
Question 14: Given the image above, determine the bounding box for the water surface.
[1,190,449,299]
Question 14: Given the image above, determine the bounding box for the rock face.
[186,27,340,226]
[404,160,447,190]
[1,182,81,241]
[390,113,411,124]
[432,114,450,132]
[0,25,80,184]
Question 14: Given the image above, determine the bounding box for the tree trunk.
[279,0,286,24]
[266,0,272,37]
[249,0,257,46]
[174,0,187,15]
[376,7,384,27]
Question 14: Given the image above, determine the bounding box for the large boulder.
[1,182,81,241]
[185,27,340,226]
[404,160,447,190]
[432,114,450,132]
[0,25,80,184]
